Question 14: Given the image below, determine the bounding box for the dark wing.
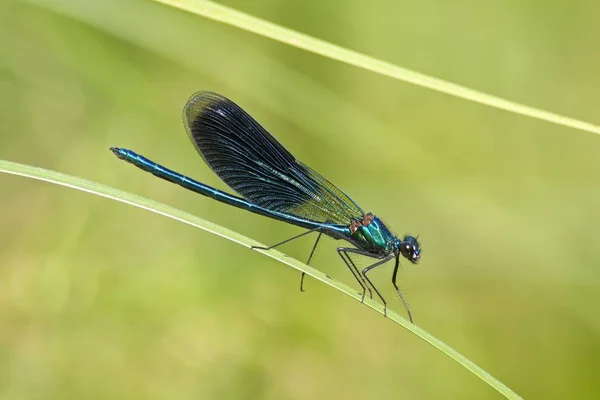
[183,91,364,225]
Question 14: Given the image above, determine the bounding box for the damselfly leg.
[251,227,323,291]
[392,255,413,322]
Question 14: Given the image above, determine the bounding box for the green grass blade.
[0,159,522,399]
[152,0,600,136]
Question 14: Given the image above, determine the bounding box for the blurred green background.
[1,0,600,398]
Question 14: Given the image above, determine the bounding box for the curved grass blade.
[0,159,522,399]
[152,0,600,136]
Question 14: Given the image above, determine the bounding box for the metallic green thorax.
[349,215,396,256]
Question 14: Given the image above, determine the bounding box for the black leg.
[392,256,413,323]
[338,249,373,300]
[361,257,394,317]
[339,248,394,317]
[337,247,375,303]
[300,232,323,292]
[251,227,323,293]
[337,248,370,300]
[251,226,322,251]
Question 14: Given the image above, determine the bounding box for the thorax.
[348,213,395,256]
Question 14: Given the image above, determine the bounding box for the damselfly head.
[399,235,421,264]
